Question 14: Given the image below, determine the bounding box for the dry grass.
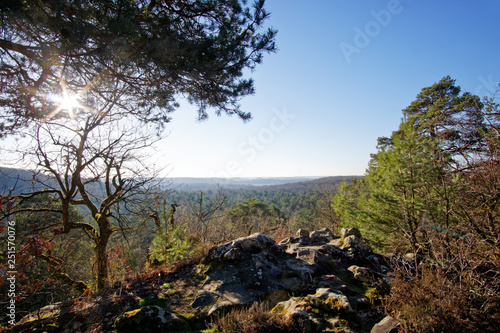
[208,302,305,333]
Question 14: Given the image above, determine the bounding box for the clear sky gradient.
[150,1,500,178]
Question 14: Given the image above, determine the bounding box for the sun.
[47,91,84,119]
[58,93,80,111]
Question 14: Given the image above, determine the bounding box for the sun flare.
[47,91,84,119]
[59,93,80,111]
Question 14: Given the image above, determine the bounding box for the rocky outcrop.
[272,287,359,333]
[9,227,394,333]
[193,227,393,331]
[192,232,312,315]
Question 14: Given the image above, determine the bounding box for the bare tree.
[2,102,165,289]
[190,187,228,243]
[0,0,277,291]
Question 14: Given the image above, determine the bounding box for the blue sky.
[157,0,500,178]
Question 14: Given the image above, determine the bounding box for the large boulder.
[309,227,336,243]
[341,227,362,239]
[192,233,313,315]
[340,227,372,254]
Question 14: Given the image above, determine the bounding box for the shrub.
[148,224,203,267]
[386,234,500,333]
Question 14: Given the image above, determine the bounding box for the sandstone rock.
[370,315,401,333]
[293,246,337,275]
[204,233,278,263]
[296,228,310,239]
[403,252,421,265]
[273,288,357,333]
[309,227,335,243]
[342,234,371,253]
[341,227,362,239]
[114,306,190,333]
[348,265,373,283]
[309,288,353,312]
[194,229,390,322]
[193,233,312,315]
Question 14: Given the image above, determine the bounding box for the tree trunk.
[95,218,112,290]
[95,237,110,290]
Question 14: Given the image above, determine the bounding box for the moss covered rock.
[114,305,190,333]
[272,288,359,332]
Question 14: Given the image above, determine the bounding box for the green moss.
[364,287,380,303]
[338,274,369,297]
[139,297,167,307]
[196,263,210,276]
[166,289,178,296]
[321,298,344,312]
[121,308,141,319]
[25,312,56,323]
[200,328,221,333]
[179,312,196,321]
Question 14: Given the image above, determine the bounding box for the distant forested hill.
[0,167,39,193]
[160,175,362,230]
[1,167,360,195]
[167,176,360,193]
[0,167,105,195]
[167,176,319,191]
[254,176,361,193]
[1,168,360,229]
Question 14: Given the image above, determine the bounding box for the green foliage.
[334,76,500,331]
[333,178,399,252]
[333,76,484,251]
[148,224,198,267]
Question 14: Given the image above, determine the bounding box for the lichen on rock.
[114,305,190,333]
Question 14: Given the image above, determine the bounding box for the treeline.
[146,183,343,267]
[163,180,344,230]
